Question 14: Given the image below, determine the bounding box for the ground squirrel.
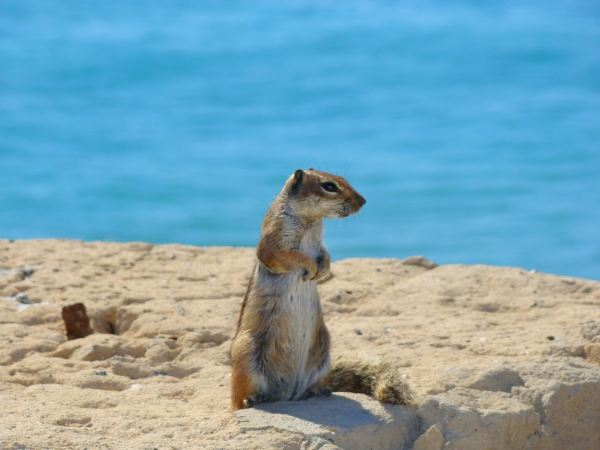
[230,168,414,411]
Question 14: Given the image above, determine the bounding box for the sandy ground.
[0,239,599,449]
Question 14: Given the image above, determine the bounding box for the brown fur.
[327,357,415,406]
[230,169,413,411]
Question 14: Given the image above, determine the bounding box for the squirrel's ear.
[289,169,304,194]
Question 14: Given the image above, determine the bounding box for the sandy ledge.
[0,239,599,449]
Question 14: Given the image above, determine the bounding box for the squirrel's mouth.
[339,203,360,217]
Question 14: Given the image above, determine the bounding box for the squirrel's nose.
[357,195,366,207]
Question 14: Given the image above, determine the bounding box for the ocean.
[1,0,599,280]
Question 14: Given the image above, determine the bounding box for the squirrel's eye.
[321,182,339,193]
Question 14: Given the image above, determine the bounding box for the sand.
[1,239,599,449]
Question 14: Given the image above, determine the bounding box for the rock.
[438,365,525,394]
[49,334,146,360]
[234,392,418,450]
[417,388,541,450]
[465,366,524,393]
[512,360,600,450]
[71,343,114,361]
[177,330,230,347]
[144,340,180,363]
[1,240,600,449]
[412,424,444,450]
[12,293,34,305]
[234,360,600,450]
[401,256,438,269]
[582,321,600,343]
[585,343,600,364]
[428,361,600,450]
[0,266,36,283]
[547,341,586,357]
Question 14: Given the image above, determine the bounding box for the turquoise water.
[1,1,599,280]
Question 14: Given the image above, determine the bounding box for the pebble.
[11,293,34,304]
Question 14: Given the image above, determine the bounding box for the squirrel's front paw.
[313,252,331,280]
[302,260,318,281]
[302,269,316,282]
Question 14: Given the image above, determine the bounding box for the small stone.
[585,343,600,364]
[354,329,363,335]
[402,256,438,269]
[4,292,34,304]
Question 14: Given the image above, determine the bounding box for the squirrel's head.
[285,168,366,220]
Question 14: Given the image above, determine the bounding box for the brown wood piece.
[62,303,93,340]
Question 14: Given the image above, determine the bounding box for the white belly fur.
[280,220,323,399]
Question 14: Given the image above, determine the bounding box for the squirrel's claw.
[244,392,274,408]
[302,270,313,281]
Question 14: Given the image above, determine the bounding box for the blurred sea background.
[1,0,599,280]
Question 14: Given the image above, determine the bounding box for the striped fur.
[230,169,412,410]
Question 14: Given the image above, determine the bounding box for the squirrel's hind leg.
[298,317,332,401]
[231,362,252,411]
[232,357,273,410]
[231,354,279,409]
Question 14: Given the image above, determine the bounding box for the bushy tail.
[327,357,415,406]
